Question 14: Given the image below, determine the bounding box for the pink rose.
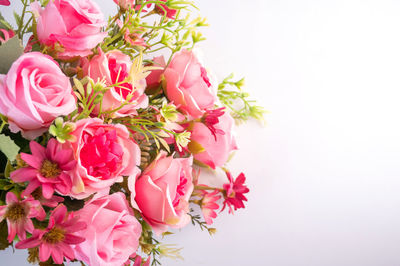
[68,118,141,199]
[164,49,217,119]
[31,0,107,58]
[145,56,166,94]
[0,52,76,139]
[129,151,194,234]
[82,49,148,117]
[74,193,141,266]
[188,112,238,169]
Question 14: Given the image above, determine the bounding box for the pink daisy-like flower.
[200,189,221,225]
[16,204,86,264]
[11,138,76,199]
[31,188,64,208]
[0,192,45,242]
[221,172,250,214]
[202,107,226,140]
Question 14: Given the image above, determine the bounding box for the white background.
[3,0,400,265]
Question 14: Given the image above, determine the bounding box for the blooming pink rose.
[164,49,217,119]
[188,112,238,169]
[74,193,142,266]
[67,118,141,199]
[129,151,194,234]
[82,49,148,117]
[31,0,107,58]
[0,52,76,139]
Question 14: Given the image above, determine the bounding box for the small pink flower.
[200,189,221,225]
[0,0,10,6]
[16,204,86,264]
[0,192,45,242]
[124,28,148,47]
[0,29,14,44]
[31,188,64,208]
[202,107,226,140]
[154,0,177,19]
[11,138,76,199]
[132,255,151,266]
[221,172,249,214]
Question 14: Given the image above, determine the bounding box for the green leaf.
[0,13,12,30]
[0,220,10,250]
[0,134,20,161]
[0,36,24,74]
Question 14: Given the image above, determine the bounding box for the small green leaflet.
[0,134,20,161]
[0,36,24,74]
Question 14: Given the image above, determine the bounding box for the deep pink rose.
[0,52,76,139]
[31,0,107,58]
[129,151,194,234]
[74,193,141,266]
[188,112,238,169]
[164,49,217,119]
[82,49,148,117]
[67,118,141,199]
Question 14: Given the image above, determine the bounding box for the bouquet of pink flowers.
[0,0,264,265]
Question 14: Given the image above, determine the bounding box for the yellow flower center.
[42,227,65,244]
[39,160,61,178]
[5,203,26,222]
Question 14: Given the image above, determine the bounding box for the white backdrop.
[2,0,400,265]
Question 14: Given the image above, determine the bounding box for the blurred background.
[2,0,400,265]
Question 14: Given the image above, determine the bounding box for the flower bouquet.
[0,0,264,265]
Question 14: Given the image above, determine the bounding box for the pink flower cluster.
[0,0,255,264]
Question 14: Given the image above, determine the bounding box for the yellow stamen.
[5,203,26,222]
[42,227,65,244]
[40,160,61,178]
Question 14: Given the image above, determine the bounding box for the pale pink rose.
[129,151,194,235]
[31,0,107,58]
[0,52,76,140]
[67,118,141,199]
[188,112,238,169]
[82,49,148,117]
[74,193,141,266]
[164,49,217,119]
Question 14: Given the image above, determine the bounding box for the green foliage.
[0,220,10,251]
[0,13,12,30]
[218,74,266,123]
[188,209,216,236]
[0,36,24,74]
[49,118,76,143]
[0,134,20,162]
